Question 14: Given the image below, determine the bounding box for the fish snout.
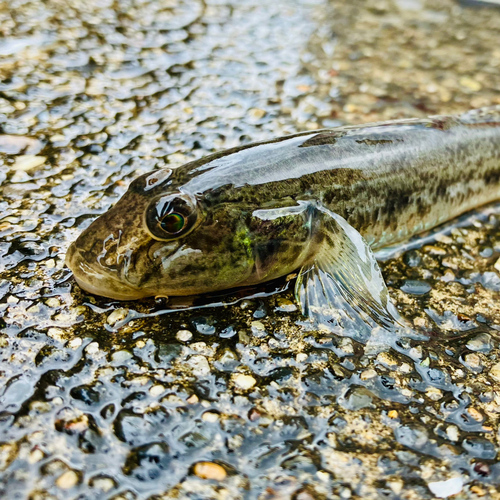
[65,242,148,300]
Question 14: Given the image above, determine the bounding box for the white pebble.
[176,329,193,342]
[428,477,463,498]
[85,342,99,354]
[11,155,46,171]
[233,374,256,390]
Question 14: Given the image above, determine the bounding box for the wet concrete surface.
[2,0,500,498]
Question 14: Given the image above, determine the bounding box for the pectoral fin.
[295,204,404,339]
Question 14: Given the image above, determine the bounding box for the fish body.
[66,106,500,330]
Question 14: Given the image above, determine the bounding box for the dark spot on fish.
[299,131,346,147]
[355,139,394,146]
[429,117,454,131]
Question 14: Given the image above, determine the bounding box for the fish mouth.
[65,243,151,300]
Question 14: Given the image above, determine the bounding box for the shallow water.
[3,0,500,499]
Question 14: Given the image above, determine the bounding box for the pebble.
[446,425,459,442]
[459,76,481,91]
[251,320,265,331]
[46,297,61,308]
[149,385,165,396]
[376,352,398,369]
[85,342,99,354]
[360,369,377,380]
[28,448,44,464]
[489,362,500,382]
[494,257,500,273]
[422,245,446,255]
[296,353,308,363]
[91,476,115,492]
[233,374,256,390]
[107,308,129,326]
[194,461,227,481]
[47,327,65,341]
[427,477,463,498]
[463,353,482,372]
[467,333,492,353]
[188,355,211,376]
[68,337,82,350]
[56,470,79,489]
[11,155,46,171]
[276,298,297,312]
[111,350,133,363]
[202,411,219,423]
[176,329,193,342]
[0,135,42,154]
[426,387,443,401]
[249,108,266,119]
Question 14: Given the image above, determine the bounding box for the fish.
[65,106,500,335]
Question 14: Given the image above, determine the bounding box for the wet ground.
[3,0,500,499]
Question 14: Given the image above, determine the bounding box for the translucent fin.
[295,205,404,341]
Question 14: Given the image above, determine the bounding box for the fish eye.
[145,194,198,240]
[161,213,185,234]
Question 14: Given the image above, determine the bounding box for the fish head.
[66,168,313,300]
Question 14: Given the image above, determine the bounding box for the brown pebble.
[470,485,486,496]
[194,461,227,481]
[473,462,490,477]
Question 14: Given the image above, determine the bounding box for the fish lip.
[65,243,150,300]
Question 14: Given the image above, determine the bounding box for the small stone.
[467,333,492,353]
[360,369,377,380]
[388,410,399,419]
[47,327,65,341]
[276,298,297,312]
[202,411,219,423]
[426,387,443,401]
[249,108,266,119]
[194,462,227,481]
[376,352,398,369]
[233,374,256,390]
[387,479,403,494]
[176,329,193,342]
[56,470,79,489]
[470,485,486,497]
[149,385,165,396]
[296,353,307,363]
[422,245,446,255]
[446,425,459,442]
[251,320,265,331]
[427,477,463,498]
[85,342,99,354]
[494,257,500,273]
[111,350,133,363]
[467,407,483,421]
[0,134,42,154]
[91,476,115,492]
[489,362,500,382]
[187,394,199,404]
[50,134,66,142]
[46,297,61,308]
[28,448,44,464]
[11,155,46,171]
[473,462,490,477]
[188,355,210,376]
[459,76,481,91]
[107,308,129,326]
[463,353,482,372]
